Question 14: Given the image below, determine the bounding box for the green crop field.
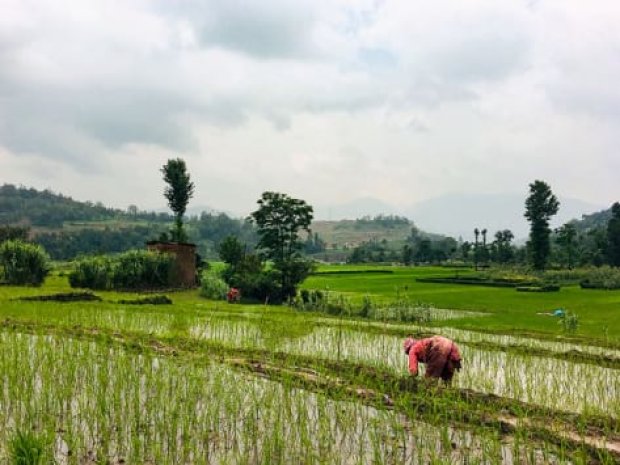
[0,272,619,463]
[303,265,620,344]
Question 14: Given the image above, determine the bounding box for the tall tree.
[473,228,480,270]
[402,244,414,265]
[250,192,314,299]
[161,158,195,242]
[492,229,514,264]
[607,202,620,267]
[218,235,245,269]
[481,228,489,264]
[524,180,559,270]
[556,223,577,269]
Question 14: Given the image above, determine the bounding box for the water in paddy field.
[329,317,620,359]
[0,331,570,465]
[191,318,620,417]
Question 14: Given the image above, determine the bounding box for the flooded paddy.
[0,331,572,464]
[191,319,620,417]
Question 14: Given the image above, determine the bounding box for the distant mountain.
[404,193,605,240]
[314,192,608,241]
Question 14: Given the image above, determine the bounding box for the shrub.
[69,255,113,290]
[118,295,172,305]
[230,269,282,303]
[200,271,229,300]
[112,250,172,289]
[541,269,592,285]
[416,277,535,288]
[0,240,50,285]
[579,266,620,290]
[69,250,173,290]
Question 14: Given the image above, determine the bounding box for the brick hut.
[146,241,197,288]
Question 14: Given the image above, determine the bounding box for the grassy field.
[0,272,619,463]
[303,265,620,343]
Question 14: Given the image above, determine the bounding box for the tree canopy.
[250,192,314,300]
[525,180,559,270]
[161,158,195,242]
[607,202,620,267]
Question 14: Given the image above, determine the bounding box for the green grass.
[303,265,620,342]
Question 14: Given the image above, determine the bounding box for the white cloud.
[1,0,619,217]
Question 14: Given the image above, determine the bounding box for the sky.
[1,0,619,218]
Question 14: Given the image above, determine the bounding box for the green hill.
[571,206,614,232]
[0,184,254,260]
[0,183,171,228]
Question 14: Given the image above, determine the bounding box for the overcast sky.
[1,0,619,217]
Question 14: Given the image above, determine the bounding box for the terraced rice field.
[0,274,619,463]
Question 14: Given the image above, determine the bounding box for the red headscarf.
[403,337,416,354]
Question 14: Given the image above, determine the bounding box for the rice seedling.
[0,330,606,464]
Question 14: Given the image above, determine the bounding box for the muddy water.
[191,320,620,417]
[0,331,567,465]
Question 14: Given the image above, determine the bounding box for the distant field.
[303,264,620,343]
[311,220,410,248]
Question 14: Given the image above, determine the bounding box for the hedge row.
[311,269,394,276]
[0,240,50,286]
[416,277,535,288]
[69,250,174,290]
[516,285,561,293]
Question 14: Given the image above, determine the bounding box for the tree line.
[348,180,620,270]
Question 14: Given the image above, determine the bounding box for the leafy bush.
[112,250,172,289]
[579,266,620,290]
[200,271,229,300]
[230,268,282,303]
[69,255,113,290]
[541,269,593,285]
[0,240,50,285]
[69,250,173,290]
[416,277,535,288]
[118,295,172,305]
[311,269,394,276]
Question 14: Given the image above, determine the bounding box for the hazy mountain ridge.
[2,184,613,246]
[318,193,609,240]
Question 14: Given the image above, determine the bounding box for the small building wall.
[146,241,197,288]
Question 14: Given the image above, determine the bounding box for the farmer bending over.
[403,335,462,383]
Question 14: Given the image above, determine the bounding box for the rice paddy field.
[1,266,619,464]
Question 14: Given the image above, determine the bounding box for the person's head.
[403,336,416,354]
